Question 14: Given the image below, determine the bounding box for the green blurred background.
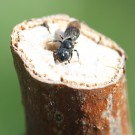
[0,0,135,134]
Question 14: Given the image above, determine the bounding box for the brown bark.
[11,14,131,135]
[11,49,131,135]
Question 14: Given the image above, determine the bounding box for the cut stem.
[11,14,131,135]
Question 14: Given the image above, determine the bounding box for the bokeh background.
[0,0,135,134]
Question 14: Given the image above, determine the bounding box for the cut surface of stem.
[11,14,125,89]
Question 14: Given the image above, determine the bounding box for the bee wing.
[64,21,81,41]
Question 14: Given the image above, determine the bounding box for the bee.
[53,21,81,63]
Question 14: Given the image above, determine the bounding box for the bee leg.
[67,60,70,63]
[73,49,79,61]
[74,41,78,45]
[53,40,62,43]
[53,50,58,62]
[47,40,61,43]
[68,51,73,63]
[59,34,64,40]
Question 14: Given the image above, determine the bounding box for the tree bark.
[11,14,131,135]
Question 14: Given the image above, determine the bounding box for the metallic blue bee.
[53,21,81,63]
